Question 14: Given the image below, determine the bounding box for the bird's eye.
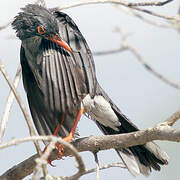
[37,25,46,35]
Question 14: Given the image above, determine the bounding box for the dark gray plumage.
[12,4,168,176]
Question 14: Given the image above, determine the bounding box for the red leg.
[58,107,85,157]
[43,107,85,164]
[53,115,65,136]
[43,115,65,166]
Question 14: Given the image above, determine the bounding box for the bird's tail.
[96,84,169,176]
[96,115,169,176]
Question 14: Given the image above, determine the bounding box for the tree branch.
[0,65,21,143]
[0,60,39,147]
[127,0,174,7]
[52,0,174,10]
[93,27,180,90]
[115,5,180,31]
[0,21,12,31]
[0,109,180,180]
[50,0,177,20]
[0,59,47,177]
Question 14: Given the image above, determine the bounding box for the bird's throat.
[22,36,42,57]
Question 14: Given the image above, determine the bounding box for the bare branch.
[31,135,86,180]
[93,152,100,180]
[162,109,180,126]
[40,162,126,180]
[0,65,21,143]
[129,5,177,20]
[0,21,12,31]
[125,44,180,90]
[83,162,126,175]
[0,60,35,138]
[50,0,177,20]
[115,6,175,29]
[0,59,45,175]
[31,139,56,180]
[0,135,86,180]
[127,0,174,7]
[52,0,174,10]
[93,47,126,55]
[93,27,180,90]
[0,109,180,180]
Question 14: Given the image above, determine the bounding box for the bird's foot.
[42,133,74,165]
[42,144,56,167]
[57,133,73,159]
[57,143,63,159]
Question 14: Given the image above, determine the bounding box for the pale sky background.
[0,0,180,180]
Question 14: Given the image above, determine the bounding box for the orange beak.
[49,34,72,53]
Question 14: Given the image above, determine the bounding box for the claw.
[55,135,72,159]
[43,144,56,167]
[47,158,56,167]
[55,142,64,159]
[58,144,63,159]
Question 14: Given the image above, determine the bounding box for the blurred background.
[0,0,180,179]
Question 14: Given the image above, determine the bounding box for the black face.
[12,4,59,40]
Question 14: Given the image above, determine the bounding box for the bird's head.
[12,4,72,52]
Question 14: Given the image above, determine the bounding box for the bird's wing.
[53,11,97,109]
[54,11,97,86]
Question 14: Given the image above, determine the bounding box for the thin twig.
[127,0,174,7]
[0,135,86,180]
[83,162,126,175]
[94,44,180,90]
[115,5,173,28]
[93,27,180,91]
[32,138,57,180]
[36,162,126,180]
[0,65,21,143]
[129,5,177,20]
[0,59,47,176]
[93,47,126,55]
[0,21,12,31]
[50,0,177,20]
[125,44,180,90]
[163,109,180,126]
[0,60,37,143]
[93,152,100,180]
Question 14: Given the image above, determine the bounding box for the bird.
[12,4,168,176]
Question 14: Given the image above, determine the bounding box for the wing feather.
[54,11,97,95]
